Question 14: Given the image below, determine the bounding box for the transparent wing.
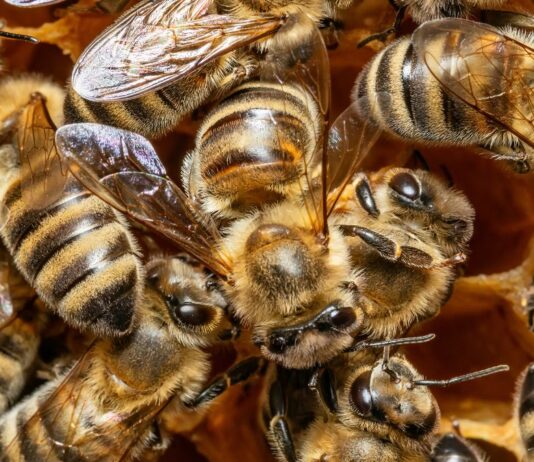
[72,0,283,101]
[0,247,13,329]
[258,14,331,234]
[55,124,231,277]
[3,346,167,461]
[325,98,382,217]
[17,93,68,210]
[412,18,534,150]
[3,0,64,6]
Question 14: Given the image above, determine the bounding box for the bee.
[516,362,534,461]
[0,246,47,414]
[431,431,487,461]
[0,75,145,337]
[64,0,344,139]
[265,340,507,462]
[0,256,259,461]
[354,17,534,173]
[58,19,474,368]
[331,167,474,339]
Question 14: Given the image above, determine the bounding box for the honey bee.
[265,342,507,462]
[354,17,534,172]
[0,75,145,337]
[331,167,474,339]
[516,362,534,461]
[0,256,259,460]
[58,20,474,368]
[64,0,340,138]
[0,247,47,414]
[431,431,487,461]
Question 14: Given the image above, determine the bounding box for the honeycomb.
[1,0,533,460]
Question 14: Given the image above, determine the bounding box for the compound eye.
[350,370,373,417]
[166,295,216,327]
[327,307,356,329]
[389,172,421,200]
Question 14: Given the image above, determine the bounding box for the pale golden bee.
[354,16,534,172]
[0,256,258,460]
[0,75,144,337]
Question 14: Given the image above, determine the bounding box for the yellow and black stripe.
[518,363,534,461]
[189,80,320,214]
[0,169,143,338]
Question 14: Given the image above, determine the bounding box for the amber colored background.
[1,0,534,459]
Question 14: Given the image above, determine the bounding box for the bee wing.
[412,18,534,150]
[72,0,283,102]
[258,14,331,234]
[325,99,382,217]
[0,248,13,329]
[17,93,68,210]
[3,0,64,6]
[56,124,231,277]
[3,345,167,461]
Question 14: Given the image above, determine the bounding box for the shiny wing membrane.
[3,0,64,7]
[0,247,13,329]
[72,0,283,101]
[412,18,534,150]
[55,123,231,277]
[16,93,68,210]
[3,345,167,461]
[259,14,331,235]
[325,101,382,217]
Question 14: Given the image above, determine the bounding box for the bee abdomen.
[354,36,492,145]
[1,176,143,337]
[519,363,534,457]
[195,81,319,197]
[0,320,40,414]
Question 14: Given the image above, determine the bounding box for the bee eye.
[326,307,356,329]
[389,172,421,200]
[350,370,373,417]
[166,295,215,327]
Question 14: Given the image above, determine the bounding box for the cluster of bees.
[0,0,531,460]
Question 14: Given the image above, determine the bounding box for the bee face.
[145,258,230,348]
[376,169,475,257]
[347,357,438,440]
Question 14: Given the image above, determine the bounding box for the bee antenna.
[345,333,435,353]
[412,364,509,388]
[0,30,39,44]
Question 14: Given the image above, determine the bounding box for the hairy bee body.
[65,52,257,139]
[184,81,320,218]
[0,76,144,337]
[354,24,534,170]
[0,258,231,461]
[0,305,45,414]
[397,0,506,23]
[517,363,534,461]
[331,168,474,339]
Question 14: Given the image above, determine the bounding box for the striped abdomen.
[353,36,497,146]
[518,363,534,461]
[0,170,143,337]
[0,312,42,414]
[0,370,152,461]
[186,81,320,216]
[64,55,251,139]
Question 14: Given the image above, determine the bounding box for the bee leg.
[357,2,406,48]
[339,225,466,269]
[353,174,380,217]
[479,142,531,174]
[268,378,297,462]
[308,367,338,413]
[186,356,265,408]
[208,54,258,103]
